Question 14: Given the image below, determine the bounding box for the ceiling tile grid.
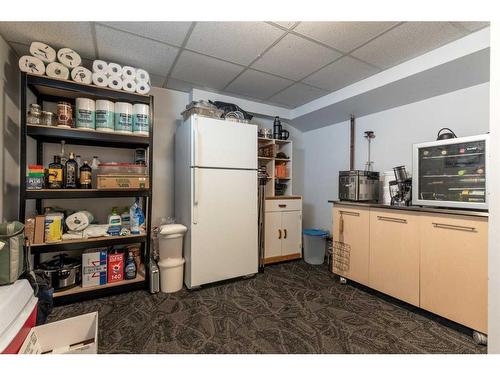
[0,21,488,108]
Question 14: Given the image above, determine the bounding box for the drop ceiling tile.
[95,25,179,76]
[99,22,192,46]
[149,74,166,88]
[272,21,298,29]
[294,21,398,52]
[170,50,244,90]
[0,22,96,59]
[165,77,195,92]
[351,22,467,69]
[453,21,490,32]
[269,83,327,108]
[253,34,341,80]
[225,69,293,99]
[303,56,380,91]
[186,22,285,66]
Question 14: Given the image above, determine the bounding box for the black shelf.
[27,124,150,148]
[30,235,147,253]
[25,189,150,199]
[27,73,150,104]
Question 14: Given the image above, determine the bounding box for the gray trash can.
[303,229,329,265]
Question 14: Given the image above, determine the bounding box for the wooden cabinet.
[332,205,370,285]
[264,198,302,264]
[369,209,420,306]
[420,213,488,333]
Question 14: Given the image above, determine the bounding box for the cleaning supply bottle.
[107,207,122,236]
[121,207,131,228]
[129,198,145,235]
[124,250,137,280]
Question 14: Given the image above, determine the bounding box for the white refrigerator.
[175,115,258,289]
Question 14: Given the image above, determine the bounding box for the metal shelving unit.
[19,73,154,304]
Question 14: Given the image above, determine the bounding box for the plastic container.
[95,100,114,132]
[303,229,329,265]
[114,102,133,134]
[97,163,147,175]
[158,224,187,259]
[158,258,185,293]
[75,98,95,130]
[133,104,149,135]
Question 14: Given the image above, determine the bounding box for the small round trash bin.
[158,258,185,293]
[303,229,329,265]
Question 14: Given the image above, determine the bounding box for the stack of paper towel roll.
[18,41,91,84]
[92,60,151,95]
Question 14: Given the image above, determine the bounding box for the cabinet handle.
[432,222,476,232]
[284,229,287,239]
[339,215,344,234]
[339,210,360,217]
[377,216,407,224]
[279,204,287,208]
[278,229,282,239]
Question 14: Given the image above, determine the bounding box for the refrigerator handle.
[193,167,198,224]
[193,119,198,166]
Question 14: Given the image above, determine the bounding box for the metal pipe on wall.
[350,114,355,170]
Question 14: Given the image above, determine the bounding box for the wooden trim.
[264,253,302,265]
[265,195,302,200]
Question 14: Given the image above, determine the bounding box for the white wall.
[303,82,490,230]
[0,36,20,222]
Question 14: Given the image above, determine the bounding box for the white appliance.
[175,115,258,289]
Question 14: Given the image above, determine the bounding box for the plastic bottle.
[129,198,145,235]
[124,251,137,280]
[121,207,131,228]
[107,207,122,236]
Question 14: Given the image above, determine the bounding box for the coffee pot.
[273,116,282,139]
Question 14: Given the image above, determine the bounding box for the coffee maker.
[389,166,412,206]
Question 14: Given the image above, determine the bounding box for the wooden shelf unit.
[258,138,293,197]
[19,72,153,304]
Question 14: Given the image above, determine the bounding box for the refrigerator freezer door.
[188,167,258,288]
[191,116,257,169]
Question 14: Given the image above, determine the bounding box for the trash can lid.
[159,224,187,237]
[303,229,329,237]
[158,258,185,268]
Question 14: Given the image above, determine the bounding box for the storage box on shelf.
[19,73,153,304]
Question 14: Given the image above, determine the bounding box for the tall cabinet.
[258,136,302,264]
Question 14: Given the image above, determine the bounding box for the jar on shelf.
[57,101,73,128]
[41,111,57,126]
[27,103,41,125]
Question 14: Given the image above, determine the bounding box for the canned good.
[57,101,73,128]
[41,111,56,126]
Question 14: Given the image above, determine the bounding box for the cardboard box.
[33,215,45,244]
[19,312,98,354]
[82,249,107,288]
[107,252,124,283]
[96,174,149,190]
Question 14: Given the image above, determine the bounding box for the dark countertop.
[328,200,489,218]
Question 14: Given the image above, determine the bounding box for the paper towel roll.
[122,66,136,80]
[71,66,92,84]
[66,211,94,232]
[92,59,108,73]
[92,72,109,87]
[57,48,81,68]
[18,55,45,75]
[122,78,137,93]
[135,68,150,83]
[107,63,122,77]
[108,75,123,90]
[136,81,151,95]
[46,62,70,80]
[29,41,56,64]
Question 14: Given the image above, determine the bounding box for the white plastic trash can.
[158,224,187,259]
[158,258,185,293]
[303,229,329,265]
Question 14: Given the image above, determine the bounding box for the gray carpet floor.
[49,261,486,354]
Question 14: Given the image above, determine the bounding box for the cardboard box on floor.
[18,312,98,354]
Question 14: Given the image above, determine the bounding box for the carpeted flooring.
[49,261,486,354]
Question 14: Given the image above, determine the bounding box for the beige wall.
[0,35,20,222]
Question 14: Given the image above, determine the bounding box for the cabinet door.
[420,213,487,333]
[264,212,282,259]
[369,209,420,306]
[332,205,370,285]
[282,211,302,256]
